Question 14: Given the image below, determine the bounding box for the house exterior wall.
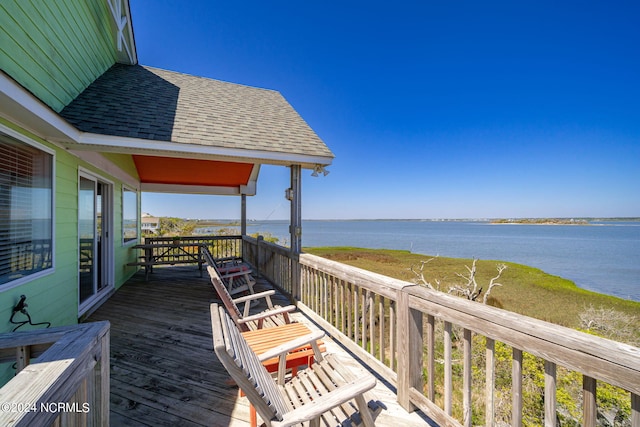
[0,117,139,333]
[0,0,117,112]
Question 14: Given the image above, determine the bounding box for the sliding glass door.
[79,173,113,312]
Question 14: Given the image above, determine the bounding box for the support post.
[397,288,423,411]
[289,165,302,299]
[241,194,247,236]
[289,165,302,254]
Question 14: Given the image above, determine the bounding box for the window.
[0,134,53,286]
[122,186,138,243]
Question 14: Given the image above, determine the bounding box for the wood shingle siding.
[0,0,117,112]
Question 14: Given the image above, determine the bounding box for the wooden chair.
[211,303,381,427]
[207,263,328,426]
[206,264,295,331]
[202,246,256,297]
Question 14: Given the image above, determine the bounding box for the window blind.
[0,136,53,285]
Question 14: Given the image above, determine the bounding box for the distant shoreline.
[490,218,590,225]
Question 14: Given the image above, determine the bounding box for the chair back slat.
[207,265,247,329]
[211,304,289,421]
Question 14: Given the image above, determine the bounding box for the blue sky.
[132,1,639,220]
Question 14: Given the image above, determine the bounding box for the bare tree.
[412,257,507,304]
[579,304,638,346]
[410,257,441,290]
[450,258,507,303]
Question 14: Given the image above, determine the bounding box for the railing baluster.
[331,274,336,327]
[390,300,396,372]
[426,314,435,401]
[583,375,596,427]
[320,271,326,320]
[632,393,639,427]
[486,337,496,427]
[340,279,346,335]
[361,288,367,350]
[379,295,385,362]
[463,328,472,427]
[545,360,556,427]
[368,290,375,355]
[347,282,353,340]
[444,321,453,416]
[15,345,30,373]
[354,285,360,346]
[512,348,523,427]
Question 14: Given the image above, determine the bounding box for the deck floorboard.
[86,265,434,426]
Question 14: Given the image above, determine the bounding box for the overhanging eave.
[59,133,334,169]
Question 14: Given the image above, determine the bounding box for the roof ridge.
[140,64,280,94]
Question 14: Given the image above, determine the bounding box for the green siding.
[0,117,139,338]
[102,153,140,179]
[0,0,117,112]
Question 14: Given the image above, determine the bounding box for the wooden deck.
[86,265,435,427]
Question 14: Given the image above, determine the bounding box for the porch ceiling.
[131,155,260,195]
[133,155,253,187]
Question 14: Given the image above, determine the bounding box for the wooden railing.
[0,321,110,426]
[144,235,243,261]
[245,239,640,427]
[242,235,294,296]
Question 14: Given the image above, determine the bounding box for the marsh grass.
[305,247,640,338]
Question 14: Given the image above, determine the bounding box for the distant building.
[141,214,160,235]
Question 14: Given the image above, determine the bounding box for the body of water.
[204,220,640,302]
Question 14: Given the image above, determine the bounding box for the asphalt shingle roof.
[60,64,334,160]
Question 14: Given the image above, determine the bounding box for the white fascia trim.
[122,0,138,63]
[141,182,256,196]
[0,72,81,141]
[71,132,334,168]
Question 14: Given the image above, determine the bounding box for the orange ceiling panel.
[132,155,254,187]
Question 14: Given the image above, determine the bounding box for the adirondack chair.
[202,246,256,297]
[211,303,381,427]
[207,263,329,426]
[206,264,295,331]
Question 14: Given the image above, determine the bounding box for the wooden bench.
[211,303,381,427]
[128,242,204,280]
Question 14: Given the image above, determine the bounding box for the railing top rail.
[299,253,413,298]
[0,321,110,426]
[405,284,640,395]
[0,321,109,359]
[243,235,291,256]
[146,235,242,242]
[0,324,85,351]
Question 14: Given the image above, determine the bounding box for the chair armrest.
[257,331,325,362]
[275,376,377,427]
[233,289,275,304]
[237,305,296,325]
[220,269,254,279]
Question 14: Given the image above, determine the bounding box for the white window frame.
[122,185,138,245]
[0,124,55,292]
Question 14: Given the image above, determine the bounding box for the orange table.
[241,322,325,427]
